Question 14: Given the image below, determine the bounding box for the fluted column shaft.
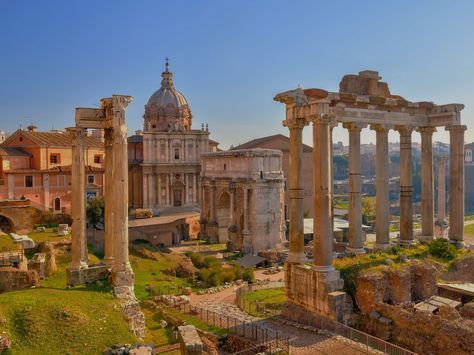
[210,181,216,223]
[418,127,436,238]
[437,157,447,223]
[284,117,308,264]
[343,122,366,254]
[447,125,467,247]
[68,127,88,270]
[371,124,390,249]
[103,128,115,268]
[396,127,414,244]
[312,115,334,271]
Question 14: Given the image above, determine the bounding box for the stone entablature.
[275,70,466,324]
[199,149,285,254]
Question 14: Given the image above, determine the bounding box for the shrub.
[243,268,255,283]
[428,238,457,260]
[186,252,204,268]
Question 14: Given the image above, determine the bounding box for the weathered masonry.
[66,95,135,295]
[275,70,466,323]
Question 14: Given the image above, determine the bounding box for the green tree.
[361,196,376,225]
[86,196,104,228]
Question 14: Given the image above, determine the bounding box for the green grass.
[241,288,286,317]
[130,247,192,301]
[0,234,18,250]
[0,256,136,355]
[465,223,474,237]
[28,229,70,244]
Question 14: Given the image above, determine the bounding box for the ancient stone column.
[396,126,414,245]
[446,125,467,247]
[242,186,252,253]
[67,127,88,270]
[283,116,308,264]
[110,97,135,293]
[228,182,237,250]
[371,124,390,250]
[418,127,436,239]
[437,157,447,224]
[103,128,115,268]
[343,122,367,254]
[208,180,218,242]
[312,115,334,271]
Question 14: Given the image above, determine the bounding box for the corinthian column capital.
[395,125,414,136]
[342,122,367,132]
[66,127,86,146]
[417,126,437,135]
[309,113,333,125]
[282,117,309,130]
[445,124,467,133]
[370,124,392,132]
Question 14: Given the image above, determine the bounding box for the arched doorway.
[172,179,185,207]
[0,215,14,234]
[54,197,61,212]
[217,191,230,243]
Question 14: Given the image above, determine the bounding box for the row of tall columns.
[283,117,308,264]
[68,127,88,269]
[447,125,467,247]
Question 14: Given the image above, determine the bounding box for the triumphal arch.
[275,70,466,323]
[66,95,135,296]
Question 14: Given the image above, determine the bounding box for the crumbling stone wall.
[355,262,437,312]
[375,303,474,355]
[0,267,39,292]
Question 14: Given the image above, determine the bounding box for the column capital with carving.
[395,125,414,136]
[308,113,333,125]
[282,117,309,130]
[370,124,392,132]
[342,122,368,132]
[66,127,86,146]
[417,126,437,135]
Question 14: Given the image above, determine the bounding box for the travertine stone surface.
[396,126,414,245]
[371,124,390,249]
[437,157,447,224]
[447,125,467,247]
[343,122,367,254]
[418,126,436,239]
[200,149,285,254]
[67,127,88,270]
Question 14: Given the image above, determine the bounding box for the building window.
[94,155,102,164]
[25,175,33,187]
[54,197,61,211]
[50,154,60,164]
[174,148,180,160]
[87,175,95,184]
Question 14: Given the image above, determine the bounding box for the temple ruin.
[275,70,466,323]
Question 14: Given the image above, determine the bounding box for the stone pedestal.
[447,125,467,248]
[396,127,414,245]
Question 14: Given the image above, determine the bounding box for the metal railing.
[163,299,290,354]
[236,281,285,318]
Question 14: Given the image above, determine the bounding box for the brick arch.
[0,214,15,234]
[0,202,38,234]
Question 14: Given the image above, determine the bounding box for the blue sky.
[0,0,473,148]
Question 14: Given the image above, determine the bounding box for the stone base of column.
[373,243,391,251]
[103,257,114,270]
[70,261,89,271]
[112,269,135,295]
[284,263,350,324]
[226,226,238,251]
[66,264,108,287]
[417,235,434,243]
[344,247,366,255]
[397,238,417,247]
[286,252,308,264]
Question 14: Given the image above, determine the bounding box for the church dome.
[144,60,192,132]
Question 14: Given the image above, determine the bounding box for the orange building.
[0,126,105,213]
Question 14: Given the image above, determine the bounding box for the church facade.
[128,63,218,212]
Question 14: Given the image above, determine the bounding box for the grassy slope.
[0,256,136,355]
[241,288,286,317]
